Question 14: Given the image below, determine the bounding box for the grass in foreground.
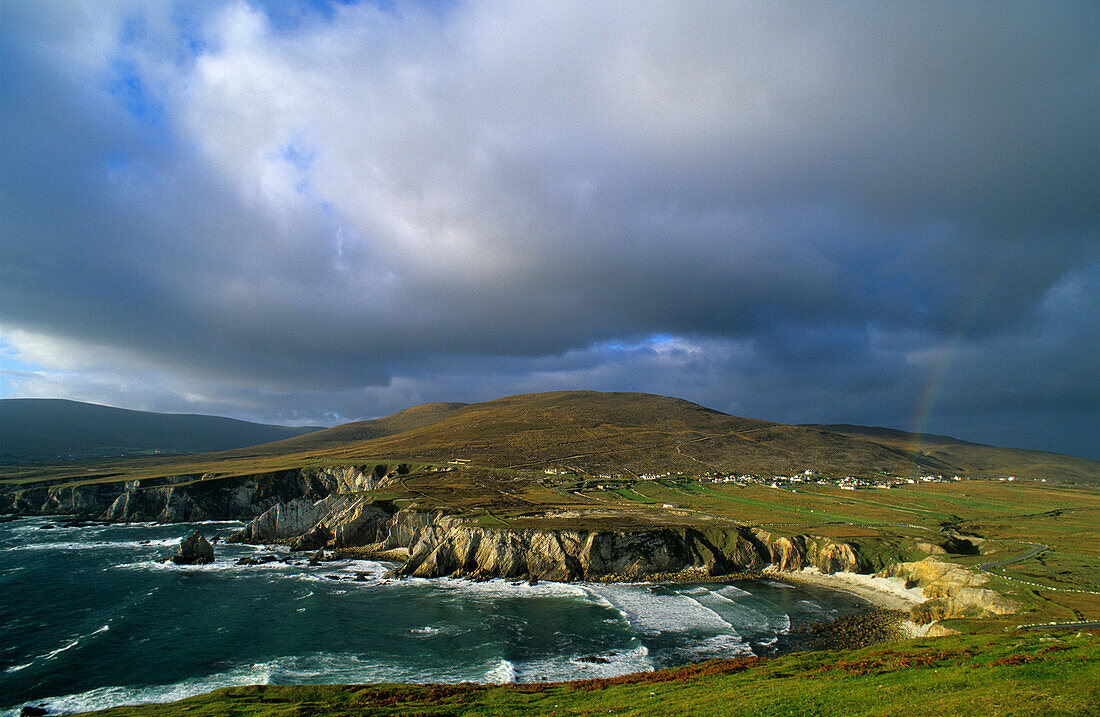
[76,631,1100,717]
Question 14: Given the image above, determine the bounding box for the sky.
[1,0,1098,459]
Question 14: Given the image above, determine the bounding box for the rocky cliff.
[3,463,1016,623]
[226,497,896,582]
[877,557,1020,621]
[0,464,406,523]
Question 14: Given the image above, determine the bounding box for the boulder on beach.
[171,531,215,565]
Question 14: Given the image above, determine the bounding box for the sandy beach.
[767,567,927,612]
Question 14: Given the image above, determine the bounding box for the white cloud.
[2,1,1097,456]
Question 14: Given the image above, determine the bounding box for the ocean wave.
[0,666,264,717]
[509,645,653,683]
[584,584,733,634]
[1,653,408,716]
[291,561,391,586]
[115,558,294,573]
[434,577,590,600]
[6,623,112,676]
[717,585,751,599]
[682,633,753,660]
[9,538,181,552]
[484,658,517,684]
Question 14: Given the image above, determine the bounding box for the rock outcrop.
[171,531,214,565]
[0,465,401,524]
[751,530,874,573]
[226,494,391,551]
[227,501,891,582]
[5,464,1017,620]
[876,557,1019,622]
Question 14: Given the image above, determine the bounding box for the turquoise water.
[0,518,866,714]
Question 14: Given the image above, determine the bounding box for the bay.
[0,518,866,715]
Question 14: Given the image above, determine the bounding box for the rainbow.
[908,250,1012,462]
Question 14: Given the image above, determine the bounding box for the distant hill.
[805,424,1100,484]
[253,402,469,453]
[230,391,1099,484]
[0,399,323,463]
[3,392,1096,486]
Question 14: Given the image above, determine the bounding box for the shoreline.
[765,567,926,612]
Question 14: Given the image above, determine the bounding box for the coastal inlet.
[0,518,869,715]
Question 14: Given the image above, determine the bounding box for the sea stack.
[172,531,215,565]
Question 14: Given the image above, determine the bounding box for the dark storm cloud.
[1,1,1097,458]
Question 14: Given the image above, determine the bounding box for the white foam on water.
[10,621,114,677]
[513,645,654,683]
[684,633,754,660]
[409,626,441,636]
[687,585,795,636]
[115,558,295,573]
[1,664,275,717]
[292,563,390,586]
[11,538,180,552]
[683,588,772,634]
[437,577,590,600]
[332,559,391,577]
[485,658,517,684]
[40,640,80,661]
[584,584,732,634]
[0,652,483,716]
[717,585,751,599]
[8,521,76,534]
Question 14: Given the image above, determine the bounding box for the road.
[1016,621,1100,631]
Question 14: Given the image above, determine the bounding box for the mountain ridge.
[0,398,323,463]
[228,391,1100,484]
[2,392,1096,485]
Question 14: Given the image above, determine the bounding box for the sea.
[0,518,868,715]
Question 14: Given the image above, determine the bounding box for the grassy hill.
[2,392,1096,485]
[257,401,468,453]
[0,399,322,463]
[808,424,1100,485]
[228,391,1098,484]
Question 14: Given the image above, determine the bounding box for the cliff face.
[227,494,391,551]
[4,465,970,595]
[226,498,893,582]
[751,530,871,574]
[0,465,402,523]
[877,557,1020,621]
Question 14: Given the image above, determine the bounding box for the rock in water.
[172,531,215,565]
